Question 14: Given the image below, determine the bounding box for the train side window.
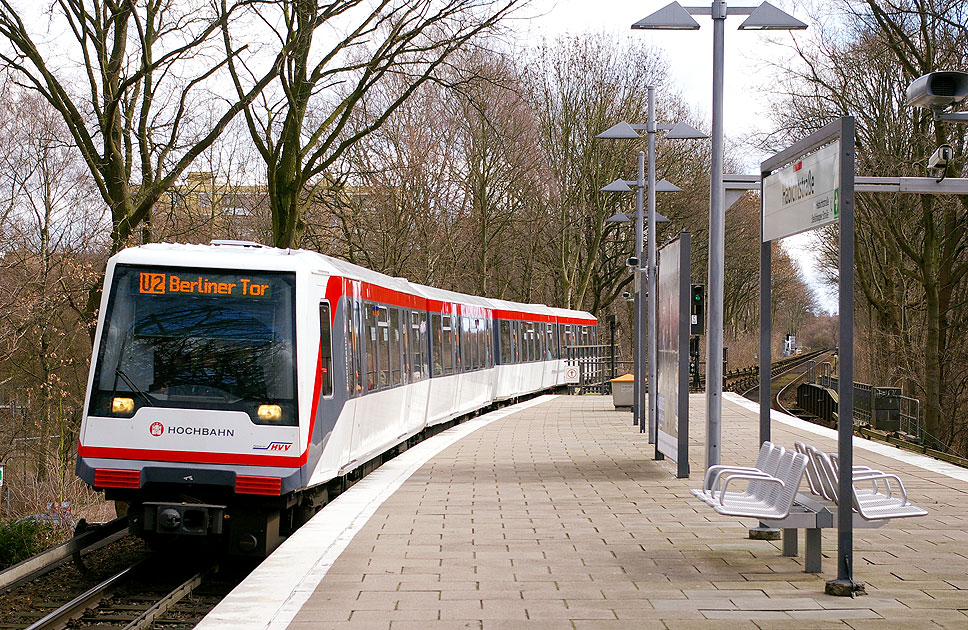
[458,316,467,371]
[464,317,471,371]
[400,309,410,384]
[431,313,442,376]
[442,315,454,375]
[488,319,495,367]
[499,321,511,364]
[318,302,333,396]
[378,306,390,388]
[365,302,379,391]
[461,316,477,372]
[345,304,358,396]
[410,311,427,380]
[511,320,519,364]
[552,323,559,359]
[474,319,483,369]
[389,308,402,386]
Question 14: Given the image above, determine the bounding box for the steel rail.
[773,363,813,416]
[0,517,128,591]
[122,566,214,630]
[740,351,833,399]
[24,558,145,630]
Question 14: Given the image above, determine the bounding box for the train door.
[402,309,430,435]
[336,295,363,473]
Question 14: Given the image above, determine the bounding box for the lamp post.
[598,87,706,443]
[600,163,674,436]
[631,0,806,468]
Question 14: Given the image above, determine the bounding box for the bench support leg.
[804,528,822,573]
[782,529,798,557]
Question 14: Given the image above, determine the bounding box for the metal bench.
[691,449,808,520]
[810,445,928,520]
[693,440,927,573]
[755,441,927,573]
[691,442,782,504]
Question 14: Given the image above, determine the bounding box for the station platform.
[196,393,968,629]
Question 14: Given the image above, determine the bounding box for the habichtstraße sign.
[762,140,840,242]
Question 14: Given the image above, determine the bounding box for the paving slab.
[198,392,968,629]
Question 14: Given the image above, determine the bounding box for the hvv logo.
[253,441,293,452]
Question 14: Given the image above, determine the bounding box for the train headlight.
[257,404,283,422]
[112,397,135,415]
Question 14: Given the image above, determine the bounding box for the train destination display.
[139,271,272,297]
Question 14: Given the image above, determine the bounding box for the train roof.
[110,242,595,322]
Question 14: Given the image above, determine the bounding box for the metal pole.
[759,240,771,443]
[830,116,858,594]
[636,151,647,434]
[647,86,658,445]
[609,314,616,379]
[704,0,726,469]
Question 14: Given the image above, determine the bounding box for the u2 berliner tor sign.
[762,140,840,242]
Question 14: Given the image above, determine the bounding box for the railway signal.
[690,284,705,336]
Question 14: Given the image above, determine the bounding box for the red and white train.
[77,241,597,555]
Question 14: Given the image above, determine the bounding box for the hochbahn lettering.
[167,425,235,437]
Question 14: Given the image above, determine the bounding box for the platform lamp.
[598,88,707,443]
[631,1,806,468]
[600,166,680,438]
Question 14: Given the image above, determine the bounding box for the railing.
[899,397,920,438]
[812,367,921,438]
[564,344,626,395]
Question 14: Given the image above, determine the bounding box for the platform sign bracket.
[760,116,857,595]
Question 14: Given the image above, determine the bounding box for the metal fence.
[813,364,921,436]
[564,344,630,395]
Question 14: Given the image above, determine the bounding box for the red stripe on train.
[78,444,305,467]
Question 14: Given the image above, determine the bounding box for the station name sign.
[138,272,272,298]
[763,140,840,242]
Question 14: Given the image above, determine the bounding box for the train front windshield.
[88,265,298,425]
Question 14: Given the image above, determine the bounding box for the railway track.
[0,518,129,593]
[0,519,249,630]
[721,348,829,394]
[24,556,236,630]
[741,350,836,420]
[737,349,832,401]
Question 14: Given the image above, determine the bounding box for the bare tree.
[222,0,528,249]
[525,34,668,311]
[0,84,104,506]
[0,0,284,320]
[766,0,968,445]
[305,75,467,285]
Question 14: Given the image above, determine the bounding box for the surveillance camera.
[928,144,953,170]
[626,256,639,268]
[906,71,968,110]
[621,291,631,299]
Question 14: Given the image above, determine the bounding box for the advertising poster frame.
[656,232,690,478]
